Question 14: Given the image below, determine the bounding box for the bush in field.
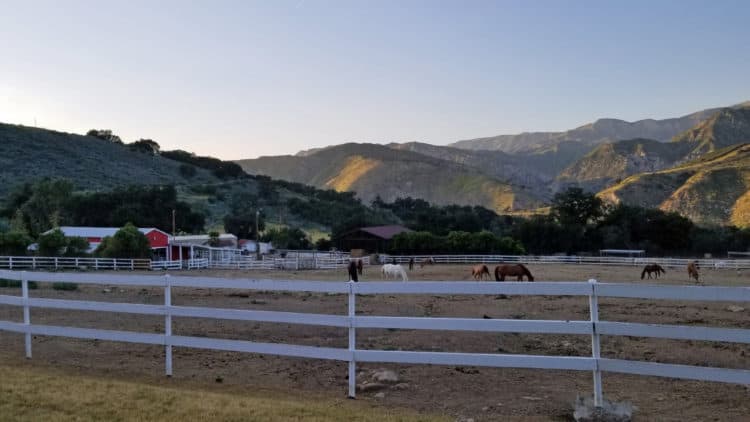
[52,282,78,291]
[0,279,38,289]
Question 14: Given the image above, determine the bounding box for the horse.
[471,264,490,280]
[641,264,665,280]
[688,261,700,282]
[356,258,363,275]
[495,264,534,281]
[408,257,415,270]
[347,260,359,282]
[381,264,408,281]
[419,257,435,268]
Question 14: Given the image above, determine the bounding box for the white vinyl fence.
[0,271,748,406]
[0,256,150,271]
[385,254,750,269]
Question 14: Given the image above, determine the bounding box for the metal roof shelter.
[334,225,412,253]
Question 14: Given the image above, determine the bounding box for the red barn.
[54,226,171,257]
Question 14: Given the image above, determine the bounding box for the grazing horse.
[688,261,701,282]
[381,264,408,281]
[347,260,359,282]
[420,257,435,268]
[641,264,666,280]
[471,264,490,280]
[495,264,534,281]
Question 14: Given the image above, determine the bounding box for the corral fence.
[0,270,748,407]
[0,256,150,271]
[384,255,750,269]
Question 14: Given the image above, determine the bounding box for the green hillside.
[0,123,219,197]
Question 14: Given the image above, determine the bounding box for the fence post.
[9,256,13,270]
[588,278,602,407]
[164,274,173,376]
[22,272,32,358]
[32,256,36,270]
[348,281,356,398]
[131,260,134,271]
[55,257,59,270]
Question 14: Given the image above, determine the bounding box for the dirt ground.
[1,263,748,421]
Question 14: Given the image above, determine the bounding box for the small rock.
[482,406,490,411]
[727,305,745,313]
[102,288,111,293]
[374,392,385,398]
[371,369,399,383]
[522,396,542,401]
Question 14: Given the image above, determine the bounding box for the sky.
[1,0,749,160]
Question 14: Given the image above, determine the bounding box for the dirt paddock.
[1,263,748,421]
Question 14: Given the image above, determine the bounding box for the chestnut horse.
[687,261,700,282]
[494,264,534,281]
[471,264,490,280]
[641,264,665,279]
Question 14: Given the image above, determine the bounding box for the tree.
[64,237,91,256]
[0,231,33,255]
[551,187,604,227]
[95,223,151,258]
[18,178,74,237]
[208,231,220,247]
[37,229,67,256]
[86,129,122,144]
[128,139,161,155]
[261,227,311,250]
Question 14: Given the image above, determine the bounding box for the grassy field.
[0,364,446,422]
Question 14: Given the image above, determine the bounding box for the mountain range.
[237,101,750,226]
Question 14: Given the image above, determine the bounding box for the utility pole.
[255,209,261,261]
[172,209,176,235]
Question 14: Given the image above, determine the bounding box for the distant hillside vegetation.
[0,123,221,198]
[237,143,545,214]
[598,144,750,226]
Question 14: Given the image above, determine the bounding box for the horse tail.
[641,267,646,280]
[400,266,408,281]
[494,266,501,281]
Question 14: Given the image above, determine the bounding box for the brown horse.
[347,260,359,282]
[471,264,490,280]
[641,264,665,279]
[356,258,363,275]
[687,261,700,282]
[495,264,534,281]
[420,257,435,268]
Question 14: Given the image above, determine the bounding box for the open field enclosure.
[1,264,749,421]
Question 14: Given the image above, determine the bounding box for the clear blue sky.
[1,0,748,159]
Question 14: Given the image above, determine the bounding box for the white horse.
[381,264,408,281]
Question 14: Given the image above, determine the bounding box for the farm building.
[334,225,412,253]
[170,233,238,261]
[50,226,171,257]
[239,239,273,254]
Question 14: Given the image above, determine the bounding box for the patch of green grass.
[0,364,445,422]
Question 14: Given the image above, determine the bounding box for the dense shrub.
[52,282,78,291]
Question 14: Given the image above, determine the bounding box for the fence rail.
[0,270,748,407]
[0,256,150,271]
[386,254,750,269]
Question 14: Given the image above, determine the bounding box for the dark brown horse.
[641,264,665,279]
[347,260,359,282]
[495,264,534,281]
[356,258,363,275]
[471,264,490,280]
